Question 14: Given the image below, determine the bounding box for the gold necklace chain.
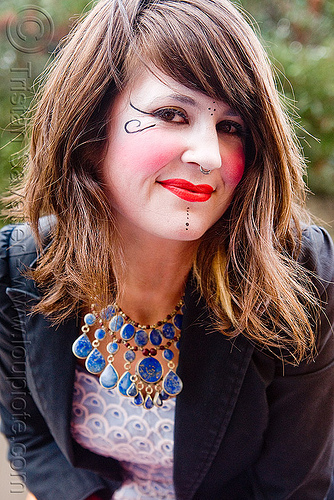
[114,297,185,330]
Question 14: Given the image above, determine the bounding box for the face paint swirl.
[124,103,157,134]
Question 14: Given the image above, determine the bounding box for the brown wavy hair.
[14,0,318,362]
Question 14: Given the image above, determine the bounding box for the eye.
[152,107,188,124]
[217,120,246,136]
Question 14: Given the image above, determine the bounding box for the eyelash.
[151,107,246,136]
[216,120,246,137]
[152,107,188,123]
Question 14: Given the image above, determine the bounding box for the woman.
[0,0,333,498]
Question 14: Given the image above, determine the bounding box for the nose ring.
[199,166,211,175]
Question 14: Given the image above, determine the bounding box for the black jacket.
[0,220,334,499]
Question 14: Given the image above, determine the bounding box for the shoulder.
[298,225,334,359]
[0,216,56,288]
[0,224,16,283]
[300,225,334,286]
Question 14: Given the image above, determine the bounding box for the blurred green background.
[0,0,333,234]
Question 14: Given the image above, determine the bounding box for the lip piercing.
[199,166,211,175]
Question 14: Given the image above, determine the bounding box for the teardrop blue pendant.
[99,364,118,389]
[133,391,144,406]
[72,333,93,358]
[127,382,138,397]
[163,370,183,396]
[144,394,154,410]
[153,392,163,407]
[118,371,132,396]
[85,348,106,374]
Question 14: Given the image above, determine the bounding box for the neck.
[115,229,198,325]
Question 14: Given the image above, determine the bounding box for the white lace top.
[71,366,176,499]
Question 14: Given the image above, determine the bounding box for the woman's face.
[101,67,246,243]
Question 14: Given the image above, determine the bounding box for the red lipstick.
[158,178,214,202]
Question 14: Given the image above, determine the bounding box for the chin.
[171,224,210,242]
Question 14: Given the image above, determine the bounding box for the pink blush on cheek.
[117,133,180,174]
[221,148,245,186]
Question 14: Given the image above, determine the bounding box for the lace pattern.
[71,366,176,499]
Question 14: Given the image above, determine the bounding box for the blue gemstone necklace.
[72,299,184,409]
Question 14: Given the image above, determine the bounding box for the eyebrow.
[225,108,242,117]
[164,94,197,106]
[159,93,241,117]
[145,93,241,118]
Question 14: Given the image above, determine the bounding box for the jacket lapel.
[6,221,79,463]
[174,281,254,499]
[7,287,78,464]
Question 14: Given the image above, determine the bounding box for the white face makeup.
[101,67,246,243]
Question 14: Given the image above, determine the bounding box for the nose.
[180,125,222,171]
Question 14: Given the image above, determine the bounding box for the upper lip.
[158,178,214,194]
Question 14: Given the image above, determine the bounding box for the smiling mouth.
[158,178,214,202]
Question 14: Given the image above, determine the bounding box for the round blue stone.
[134,329,148,347]
[137,357,163,384]
[109,315,124,332]
[163,349,174,361]
[84,313,96,326]
[173,314,183,330]
[162,323,175,339]
[94,328,106,341]
[124,350,136,362]
[107,342,119,354]
[150,328,163,346]
[120,323,135,341]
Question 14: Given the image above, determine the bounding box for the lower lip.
[159,184,212,202]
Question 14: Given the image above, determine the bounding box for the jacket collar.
[7,276,254,498]
[173,280,254,499]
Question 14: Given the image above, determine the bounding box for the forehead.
[115,66,238,115]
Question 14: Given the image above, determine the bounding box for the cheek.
[109,131,180,174]
[220,145,245,186]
